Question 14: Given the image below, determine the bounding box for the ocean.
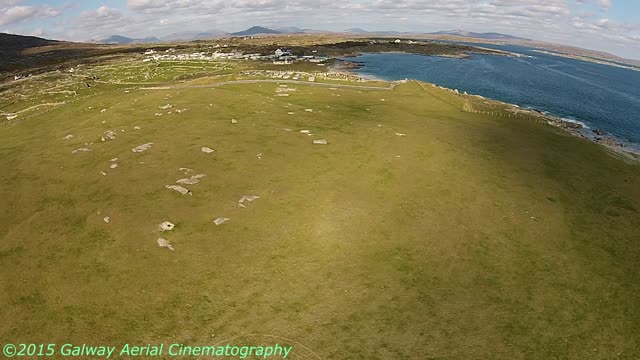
[347,45,640,149]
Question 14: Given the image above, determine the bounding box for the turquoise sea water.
[348,45,640,149]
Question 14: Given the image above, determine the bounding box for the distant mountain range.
[99,31,226,44]
[345,28,403,35]
[230,26,281,36]
[161,30,227,41]
[271,26,304,34]
[343,28,526,39]
[430,30,529,40]
[345,28,370,34]
[99,35,160,44]
[100,26,530,45]
[98,26,292,44]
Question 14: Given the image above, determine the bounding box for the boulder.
[159,221,175,231]
[157,237,175,250]
[176,174,206,185]
[132,143,153,153]
[595,137,624,147]
[239,195,260,204]
[165,184,191,195]
[213,217,229,225]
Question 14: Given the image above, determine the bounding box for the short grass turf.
[1,80,639,360]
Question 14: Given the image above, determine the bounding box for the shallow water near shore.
[348,47,640,150]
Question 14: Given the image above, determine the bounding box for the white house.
[275,48,292,57]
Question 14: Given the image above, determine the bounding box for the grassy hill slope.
[0,77,638,359]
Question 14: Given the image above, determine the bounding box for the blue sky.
[2,0,639,59]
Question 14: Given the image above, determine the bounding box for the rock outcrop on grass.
[159,221,175,231]
[165,184,191,195]
[176,174,206,185]
[132,143,153,153]
[213,217,229,225]
[157,237,174,250]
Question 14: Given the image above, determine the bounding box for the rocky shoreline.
[335,59,364,70]
[328,59,639,160]
[513,108,637,155]
[328,59,385,81]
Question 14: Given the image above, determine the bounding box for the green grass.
[0,76,639,360]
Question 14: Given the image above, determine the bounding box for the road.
[141,79,398,91]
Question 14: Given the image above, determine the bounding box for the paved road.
[142,79,397,91]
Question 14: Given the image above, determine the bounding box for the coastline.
[530,49,640,72]
[329,58,386,81]
[504,105,640,159]
[328,55,640,161]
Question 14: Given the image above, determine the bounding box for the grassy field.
[0,69,639,360]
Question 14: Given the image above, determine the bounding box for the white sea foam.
[560,117,590,130]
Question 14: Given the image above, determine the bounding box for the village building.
[275,48,293,57]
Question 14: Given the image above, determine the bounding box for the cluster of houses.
[368,39,418,44]
[271,48,328,65]
[142,47,328,65]
[315,71,368,82]
[239,69,369,83]
[240,70,316,81]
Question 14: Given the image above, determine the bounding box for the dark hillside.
[0,33,60,60]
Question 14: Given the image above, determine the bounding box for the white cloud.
[82,6,122,20]
[0,6,38,26]
[0,0,22,6]
[0,3,62,26]
[128,0,170,11]
[576,0,612,10]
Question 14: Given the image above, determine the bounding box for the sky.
[1,0,639,59]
